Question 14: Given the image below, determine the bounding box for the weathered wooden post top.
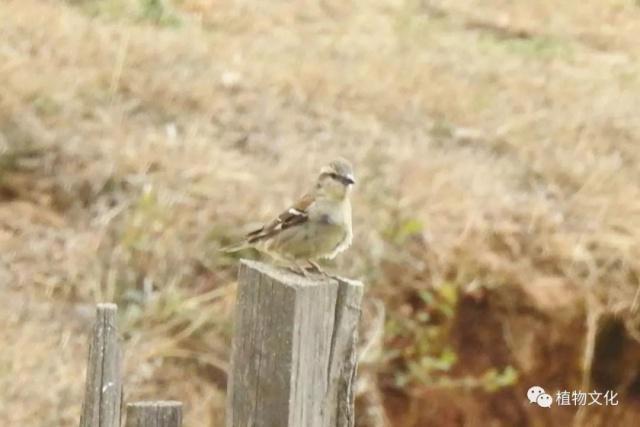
[78,305,184,427]
[226,259,364,427]
[125,401,183,427]
[79,303,122,427]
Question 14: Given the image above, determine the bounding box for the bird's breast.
[310,202,347,226]
[318,212,339,225]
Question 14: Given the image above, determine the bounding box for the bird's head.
[316,158,355,201]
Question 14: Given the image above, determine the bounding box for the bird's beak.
[342,174,356,185]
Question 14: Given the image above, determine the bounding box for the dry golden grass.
[2,0,640,425]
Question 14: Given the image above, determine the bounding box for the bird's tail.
[219,241,251,253]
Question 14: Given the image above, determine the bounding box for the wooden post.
[125,401,183,427]
[226,260,364,427]
[79,303,122,427]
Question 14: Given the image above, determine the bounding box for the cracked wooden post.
[125,401,183,427]
[79,303,122,427]
[226,260,364,427]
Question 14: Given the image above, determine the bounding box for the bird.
[223,158,355,276]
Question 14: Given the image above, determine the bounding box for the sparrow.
[224,158,355,276]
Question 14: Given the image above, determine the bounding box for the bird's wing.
[246,193,315,244]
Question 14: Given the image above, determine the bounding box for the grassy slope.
[2,0,640,425]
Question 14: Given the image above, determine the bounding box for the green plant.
[385,282,518,393]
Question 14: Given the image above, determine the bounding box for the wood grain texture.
[125,401,183,427]
[79,303,122,427]
[227,260,364,427]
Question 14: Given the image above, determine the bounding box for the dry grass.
[2,0,640,425]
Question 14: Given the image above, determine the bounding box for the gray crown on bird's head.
[319,158,355,186]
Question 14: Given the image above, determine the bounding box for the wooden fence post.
[79,303,122,427]
[125,401,183,427]
[226,260,364,427]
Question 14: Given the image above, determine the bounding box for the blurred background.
[2,0,640,426]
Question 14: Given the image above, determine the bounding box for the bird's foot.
[306,260,342,281]
[285,260,339,280]
[286,262,312,278]
[306,260,326,275]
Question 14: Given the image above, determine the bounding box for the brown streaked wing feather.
[246,193,314,243]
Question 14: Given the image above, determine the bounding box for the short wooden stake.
[79,303,122,427]
[125,401,183,427]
